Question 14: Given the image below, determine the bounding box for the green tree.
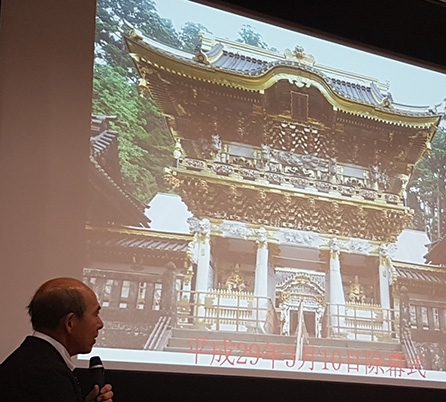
[92,64,174,204]
[408,126,446,241]
[180,22,212,52]
[93,0,185,204]
[95,0,182,71]
[94,0,262,206]
[236,24,269,49]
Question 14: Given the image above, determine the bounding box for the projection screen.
[79,0,446,389]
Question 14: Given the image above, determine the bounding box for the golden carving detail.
[173,177,412,242]
[348,275,367,303]
[225,264,247,292]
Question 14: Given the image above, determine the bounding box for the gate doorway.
[290,309,316,337]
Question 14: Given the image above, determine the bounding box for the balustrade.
[178,148,403,205]
[325,303,398,341]
[174,289,280,334]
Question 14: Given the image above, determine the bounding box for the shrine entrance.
[276,268,325,338]
[290,310,316,337]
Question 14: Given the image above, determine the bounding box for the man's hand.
[85,384,113,402]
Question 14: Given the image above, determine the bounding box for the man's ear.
[62,312,76,334]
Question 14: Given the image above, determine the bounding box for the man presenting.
[0,277,113,402]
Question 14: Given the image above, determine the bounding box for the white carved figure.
[211,133,221,153]
[369,165,380,190]
[257,227,268,244]
[186,240,198,265]
[328,157,338,183]
[187,217,200,233]
[198,218,211,235]
[173,138,183,159]
[329,237,341,255]
[259,144,271,169]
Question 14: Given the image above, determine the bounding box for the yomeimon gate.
[93,28,446,368]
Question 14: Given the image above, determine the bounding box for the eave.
[124,33,443,130]
[85,225,192,262]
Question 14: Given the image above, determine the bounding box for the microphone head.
[89,356,105,388]
[89,356,104,369]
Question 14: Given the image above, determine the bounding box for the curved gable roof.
[124,30,444,124]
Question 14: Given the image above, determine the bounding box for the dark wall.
[1,0,445,400]
[78,368,445,402]
[203,0,446,73]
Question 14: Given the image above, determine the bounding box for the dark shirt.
[0,336,83,402]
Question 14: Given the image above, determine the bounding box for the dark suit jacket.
[0,336,84,402]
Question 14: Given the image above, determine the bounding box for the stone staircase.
[307,336,406,367]
[164,328,406,367]
[165,328,297,362]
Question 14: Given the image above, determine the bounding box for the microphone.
[89,356,105,389]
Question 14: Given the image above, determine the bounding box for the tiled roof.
[329,79,380,105]
[395,265,446,284]
[91,115,118,157]
[211,50,268,73]
[98,235,189,253]
[86,226,191,257]
[88,115,150,228]
[88,157,150,227]
[424,235,446,265]
[91,132,118,157]
[204,46,399,111]
[129,33,443,119]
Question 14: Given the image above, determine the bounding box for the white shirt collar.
[32,331,76,371]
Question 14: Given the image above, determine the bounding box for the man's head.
[28,277,103,356]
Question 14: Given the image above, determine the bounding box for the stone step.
[167,336,298,351]
[308,337,402,351]
[164,346,296,360]
[170,329,402,350]
[171,327,297,345]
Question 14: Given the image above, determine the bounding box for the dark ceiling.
[199,0,446,74]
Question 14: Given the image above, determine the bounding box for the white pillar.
[194,219,212,292]
[180,241,196,296]
[328,238,346,337]
[379,264,391,309]
[378,244,392,309]
[192,219,211,326]
[254,227,269,298]
[254,227,269,332]
[379,244,393,336]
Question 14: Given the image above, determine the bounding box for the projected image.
[84,0,446,386]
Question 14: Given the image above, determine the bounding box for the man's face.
[69,287,103,355]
